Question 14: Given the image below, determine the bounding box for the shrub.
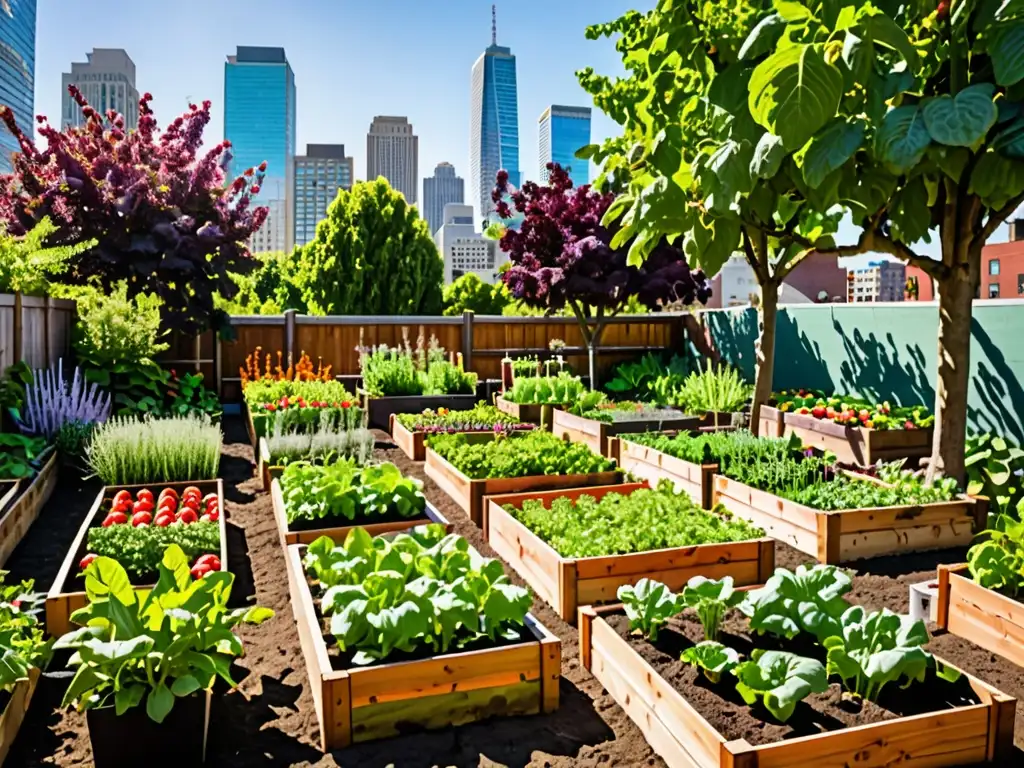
[74,283,168,367]
[86,414,221,485]
[442,273,510,316]
[359,331,476,397]
[669,366,752,414]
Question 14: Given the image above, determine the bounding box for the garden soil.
[3,417,1024,766]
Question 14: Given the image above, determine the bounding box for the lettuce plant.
[968,508,1024,593]
[732,650,828,723]
[502,372,588,405]
[739,565,852,642]
[427,430,615,480]
[280,460,425,525]
[680,641,740,683]
[823,605,959,701]
[679,576,744,642]
[617,578,680,641]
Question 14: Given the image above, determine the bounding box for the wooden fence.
[161,311,709,402]
[0,294,77,372]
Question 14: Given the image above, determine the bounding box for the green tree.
[0,218,93,296]
[221,249,307,315]
[298,178,444,315]
[442,273,510,316]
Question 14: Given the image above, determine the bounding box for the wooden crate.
[551,409,702,462]
[0,667,40,765]
[285,544,560,751]
[578,604,1016,768]
[757,405,784,438]
[270,477,452,548]
[494,397,565,430]
[782,411,933,467]
[361,390,479,430]
[45,479,227,637]
[936,563,1024,668]
[486,484,774,622]
[617,439,717,509]
[424,445,623,529]
[712,474,977,563]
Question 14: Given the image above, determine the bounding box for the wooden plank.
[618,440,710,508]
[486,504,561,609]
[838,519,974,562]
[836,499,976,533]
[944,570,1024,667]
[0,666,40,765]
[713,478,820,558]
[0,476,25,567]
[390,415,423,461]
[934,563,960,629]
[783,412,933,467]
[424,448,474,516]
[573,540,763,580]
[485,482,647,512]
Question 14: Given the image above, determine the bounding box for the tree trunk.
[928,260,976,486]
[750,280,779,437]
[587,343,597,390]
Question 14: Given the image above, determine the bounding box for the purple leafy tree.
[0,87,268,333]
[493,162,712,385]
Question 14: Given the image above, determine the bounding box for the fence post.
[43,296,52,368]
[284,309,297,366]
[214,331,223,400]
[12,292,22,367]
[462,310,474,374]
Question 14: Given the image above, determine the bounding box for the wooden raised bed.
[270,477,451,548]
[0,478,23,566]
[936,563,1024,668]
[712,474,978,563]
[45,479,228,637]
[285,543,560,751]
[757,405,784,438]
[360,390,478,430]
[494,396,566,430]
[0,667,41,764]
[578,604,1016,768]
[782,410,933,467]
[551,408,702,462]
[424,443,623,529]
[486,483,774,622]
[616,438,717,509]
[389,414,534,462]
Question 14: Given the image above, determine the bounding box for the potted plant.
[54,545,273,767]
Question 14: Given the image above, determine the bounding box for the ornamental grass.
[87,414,221,486]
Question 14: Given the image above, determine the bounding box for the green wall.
[701,302,1024,442]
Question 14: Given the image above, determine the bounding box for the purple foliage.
[492,163,712,314]
[19,359,112,439]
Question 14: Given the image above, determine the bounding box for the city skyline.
[0,0,36,175]
[366,115,419,204]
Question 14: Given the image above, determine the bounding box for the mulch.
[3,415,1024,766]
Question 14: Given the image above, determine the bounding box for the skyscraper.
[62,49,139,130]
[0,0,36,175]
[469,5,520,224]
[538,105,591,185]
[366,116,418,203]
[224,46,297,253]
[423,162,465,236]
[294,144,354,246]
[435,203,507,285]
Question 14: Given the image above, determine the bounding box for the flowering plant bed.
[552,406,702,461]
[486,483,773,622]
[286,527,560,750]
[44,479,227,636]
[935,563,1024,668]
[390,403,536,461]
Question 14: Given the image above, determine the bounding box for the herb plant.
[502,373,588,405]
[265,408,374,466]
[669,367,752,415]
[359,333,476,397]
[280,461,426,525]
[55,545,273,723]
[396,402,535,434]
[17,360,111,440]
[617,578,679,641]
[732,650,828,723]
[625,429,780,466]
[679,576,744,642]
[571,396,690,424]
[511,357,540,379]
[86,522,221,580]
[0,574,51,693]
[740,565,853,643]
[507,484,763,559]
[680,641,740,683]
[428,431,615,480]
[305,526,531,664]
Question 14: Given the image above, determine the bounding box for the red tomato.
[194,554,221,569]
[112,490,132,506]
[190,563,213,579]
[181,498,200,512]
[136,489,154,504]
[206,509,219,523]
[102,511,128,527]
[133,500,155,514]
[79,553,98,570]
[111,499,132,514]
[131,511,153,527]
[177,509,199,525]
[199,513,213,523]
[154,513,175,528]
[158,488,179,502]
[202,493,218,505]
[183,486,201,498]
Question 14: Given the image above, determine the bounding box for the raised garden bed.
[0,449,60,567]
[44,479,227,637]
[616,437,717,509]
[756,405,784,438]
[935,563,1024,668]
[551,408,702,461]
[712,473,978,563]
[494,396,566,430]
[360,390,479,430]
[0,667,41,764]
[486,483,774,622]
[270,477,451,547]
[782,410,933,467]
[285,542,560,750]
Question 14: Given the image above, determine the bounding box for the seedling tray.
[551,409,702,462]
[936,563,1024,668]
[359,390,478,430]
[782,411,933,467]
[45,479,227,637]
[712,474,978,563]
[486,483,774,622]
[270,477,452,548]
[285,543,560,750]
[578,604,1016,768]
[616,438,718,509]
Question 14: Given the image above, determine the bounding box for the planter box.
[578,605,1016,768]
[552,409,702,462]
[0,667,40,765]
[701,411,747,429]
[244,401,259,455]
[936,563,1024,668]
[782,411,933,467]
[617,439,717,509]
[45,479,228,637]
[712,474,978,563]
[389,414,533,462]
[285,544,560,751]
[257,437,282,493]
[424,444,623,529]
[0,450,60,567]
[757,405,784,438]
[270,477,452,548]
[360,390,478,430]
[494,396,566,430]
[486,483,774,623]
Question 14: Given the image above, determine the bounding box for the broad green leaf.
[750,133,787,180]
[740,564,852,642]
[991,22,1024,86]
[61,665,104,708]
[799,119,866,189]
[749,44,843,151]
[875,106,931,173]
[170,674,202,697]
[146,683,175,724]
[114,683,145,715]
[738,13,786,61]
[733,649,828,723]
[78,636,155,665]
[773,0,812,21]
[84,556,135,607]
[841,34,873,89]
[922,85,998,147]
[991,116,1024,160]
[888,177,932,244]
[679,576,743,641]
[683,212,741,278]
[856,7,921,73]
[969,152,1024,209]
[681,641,741,683]
[617,578,680,641]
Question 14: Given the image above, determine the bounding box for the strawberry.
[798,407,810,415]
[905,420,916,430]
[112,499,132,514]
[183,486,201,498]
[80,553,98,570]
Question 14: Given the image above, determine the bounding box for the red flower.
[265,403,277,412]
[250,185,261,194]
[258,161,267,172]
[244,167,255,177]
[341,401,351,409]
[11,599,21,609]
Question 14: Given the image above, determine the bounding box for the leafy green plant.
[427,431,615,480]
[396,402,532,433]
[0,217,93,296]
[789,469,961,511]
[624,429,776,466]
[305,526,531,664]
[0,361,33,423]
[423,359,476,396]
[167,372,221,419]
[617,578,680,641]
[510,356,540,379]
[732,650,828,723]
[670,367,752,414]
[679,576,744,642]
[0,574,51,693]
[605,353,691,401]
[55,420,95,464]
[0,433,48,479]
[280,461,426,525]
[740,565,852,643]
[508,484,763,559]
[55,545,273,723]
[243,378,354,409]
[359,334,476,397]
[823,605,958,701]
[502,372,587,405]
[967,505,1024,594]
[574,399,690,424]
[680,641,740,684]
[965,433,1024,519]
[86,415,221,486]
[86,522,221,580]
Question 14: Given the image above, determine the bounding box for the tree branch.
[978,191,1024,244]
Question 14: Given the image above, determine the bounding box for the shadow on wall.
[700,308,758,380]
[831,324,934,409]
[971,319,1024,443]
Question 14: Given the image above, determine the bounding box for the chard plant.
[740,565,852,643]
[679,576,744,642]
[680,641,740,684]
[732,650,828,723]
[617,578,681,641]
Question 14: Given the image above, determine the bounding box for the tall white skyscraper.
[435,203,506,285]
[61,49,139,130]
[423,162,465,236]
[366,116,418,203]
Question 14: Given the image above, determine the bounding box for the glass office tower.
[538,105,591,185]
[0,0,37,174]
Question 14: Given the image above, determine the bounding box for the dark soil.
[3,416,1024,766]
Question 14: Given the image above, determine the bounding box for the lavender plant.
[17,359,111,440]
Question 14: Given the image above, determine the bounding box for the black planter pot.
[86,690,210,767]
